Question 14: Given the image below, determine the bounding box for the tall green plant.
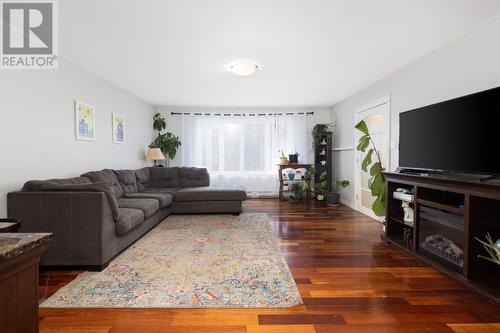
[355,120,386,216]
[149,113,181,165]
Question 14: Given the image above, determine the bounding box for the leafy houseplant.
[312,124,329,149]
[475,233,500,266]
[355,120,386,216]
[328,179,350,206]
[289,168,315,202]
[313,172,330,201]
[149,113,181,167]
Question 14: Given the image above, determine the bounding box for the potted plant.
[288,151,299,164]
[149,113,181,167]
[312,124,329,150]
[313,171,330,202]
[328,179,350,206]
[355,120,386,216]
[289,168,315,202]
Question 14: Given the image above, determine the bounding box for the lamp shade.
[146,148,165,161]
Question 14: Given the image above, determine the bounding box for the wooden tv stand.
[384,172,500,304]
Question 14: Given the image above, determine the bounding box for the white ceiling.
[60,0,500,107]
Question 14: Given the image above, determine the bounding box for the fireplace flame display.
[421,234,464,268]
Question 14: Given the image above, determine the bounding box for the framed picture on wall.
[75,100,95,141]
[112,113,125,144]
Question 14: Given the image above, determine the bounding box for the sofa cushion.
[134,168,151,192]
[144,187,181,195]
[117,198,159,218]
[35,181,120,222]
[124,192,173,208]
[174,186,247,202]
[179,167,210,187]
[82,169,124,199]
[149,167,181,188]
[113,169,138,194]
[116,208,144,236]
[22,176,91,191]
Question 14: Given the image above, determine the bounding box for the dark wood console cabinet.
[384,172,500,304]
[0,233,51,333]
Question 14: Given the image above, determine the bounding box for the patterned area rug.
[41,213,301,308]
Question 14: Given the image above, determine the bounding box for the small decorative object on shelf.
[279,150,289,165]
[286,170,296,180]
[319,148,326,155]
[403,228,413,248]
[401,201,414,226]
[282,172,287,180]
[288,152,299,164]
[475,233,500,266]
[320,160,327,165]
[320,138,327,145]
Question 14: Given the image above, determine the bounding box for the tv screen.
[399,87,500,175]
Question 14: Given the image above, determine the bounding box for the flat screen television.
[399,87,500,176]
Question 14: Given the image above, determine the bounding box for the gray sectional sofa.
[7,167,246,270]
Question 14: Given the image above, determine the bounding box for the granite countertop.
[0,233,52,263]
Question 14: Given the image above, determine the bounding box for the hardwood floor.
[38,199,500,333]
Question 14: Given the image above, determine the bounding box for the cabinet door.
[18,264,38,333]
[0,274,18,333]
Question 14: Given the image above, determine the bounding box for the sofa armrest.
[7,191,116,267]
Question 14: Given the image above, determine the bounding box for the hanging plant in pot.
[355,120,386,216]
[312,123,329,150]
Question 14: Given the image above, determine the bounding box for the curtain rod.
[170,111,314,116]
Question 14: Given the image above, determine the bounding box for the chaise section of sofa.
[7,166,247,270]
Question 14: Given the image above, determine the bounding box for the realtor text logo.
[1,0,58,69]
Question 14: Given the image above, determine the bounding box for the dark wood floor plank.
[258,314,345,325]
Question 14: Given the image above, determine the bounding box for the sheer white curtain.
[180,112,308,196]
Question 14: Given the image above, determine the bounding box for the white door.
[354,96,391,222]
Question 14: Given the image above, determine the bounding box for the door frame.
[354,95,391,222]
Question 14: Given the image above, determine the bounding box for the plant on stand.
[312,124,329,149]
[289,168,315,202]
[355,120,386,216]
[149,113,181,167]
[313,172,330,202]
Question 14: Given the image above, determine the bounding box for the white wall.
[0,58,155,217]
[330,17,500,207]
[156,106,332,167]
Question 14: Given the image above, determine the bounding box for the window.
[181,113,308,194]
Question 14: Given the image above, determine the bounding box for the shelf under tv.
[384,171,500,305]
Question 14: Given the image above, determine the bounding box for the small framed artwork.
[112,113,125,144]
[75,100,95,141]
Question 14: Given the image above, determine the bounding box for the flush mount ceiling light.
[227,60,260,76]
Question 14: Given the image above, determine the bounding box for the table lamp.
[146,148,165,167]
